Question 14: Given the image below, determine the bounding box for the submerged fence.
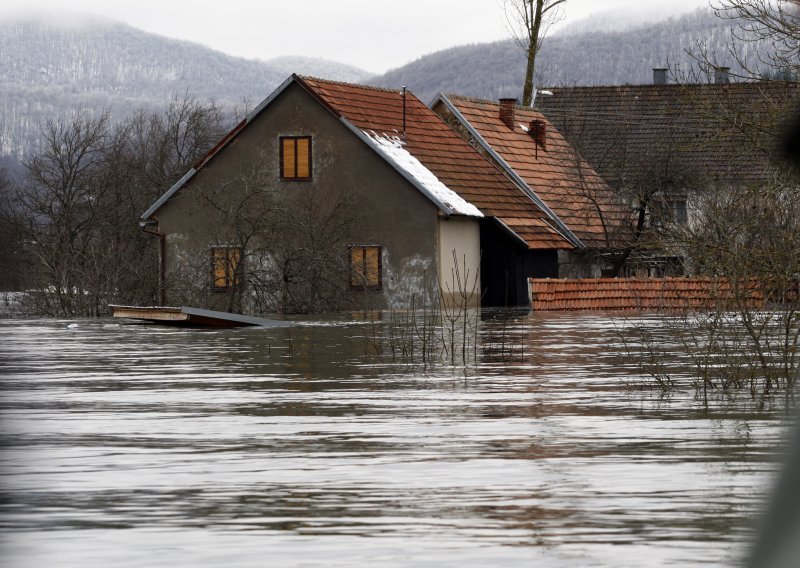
[529,277,767,312]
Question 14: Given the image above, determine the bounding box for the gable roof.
[535,81,800,188]
[141,76,479,222]
[297,76,573,249]
[142,74,574,250]
[435,94,632,250]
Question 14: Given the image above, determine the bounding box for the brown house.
[535,76,800,274]
[432,94,631,279]
[141,75,580,312]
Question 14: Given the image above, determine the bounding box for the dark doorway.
[480,220,558,306]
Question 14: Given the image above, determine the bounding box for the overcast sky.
[2,0,711,73]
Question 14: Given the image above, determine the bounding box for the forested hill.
[0,8,778,171]
[0,14,372,165]
[370,8,775,104]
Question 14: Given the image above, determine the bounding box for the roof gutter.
[140,219,166,305]
[433,94,585,249]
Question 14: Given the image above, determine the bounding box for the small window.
[652,194,688,226]
[350,245,382,289]
[211,246,241,290]
[666,198,688,225]
[280,136,312,180]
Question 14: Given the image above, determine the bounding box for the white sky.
[1,0,711,73]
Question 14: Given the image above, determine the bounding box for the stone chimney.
[715,67,731,84]
[499,98,517,130]
[653,68,668,85]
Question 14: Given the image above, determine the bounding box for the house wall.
[437,217,481,307]
[558,250,602,279]
[152,81,451,312]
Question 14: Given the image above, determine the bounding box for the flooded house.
[141,75,584,311]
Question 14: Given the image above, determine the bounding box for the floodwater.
[0,312,793,567]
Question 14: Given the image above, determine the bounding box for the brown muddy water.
[0,312,793,567]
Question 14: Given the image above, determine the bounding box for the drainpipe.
[140,219,166,306]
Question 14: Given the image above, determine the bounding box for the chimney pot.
[715,67,731,84]
[653,68,668,85]
[499,98,517,129]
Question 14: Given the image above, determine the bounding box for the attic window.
[211,246,241,290]
[350,245,382,289]
[280,136,312,180]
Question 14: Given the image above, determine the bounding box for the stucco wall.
[438,217,481,307]
[152,81,450,312]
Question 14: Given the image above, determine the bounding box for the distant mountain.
[370,8,777,104]
[0,8,780,173]
[0,13,371,167]
[263,56,374,84]
[555,2,700,36]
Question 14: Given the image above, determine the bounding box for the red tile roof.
[530,278,765,311]
[297,76,573,250]
[441,95,632,249]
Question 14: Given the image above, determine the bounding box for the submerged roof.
[142,74,573,249]
[535,82,800,187]
[436,94,632,249]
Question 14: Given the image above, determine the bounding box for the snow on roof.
[363,131,483,218]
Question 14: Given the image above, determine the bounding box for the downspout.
[140,220,166,306]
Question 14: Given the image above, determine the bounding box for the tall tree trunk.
[522,1,544,106]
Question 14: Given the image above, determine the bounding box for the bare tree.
[18,112,110,316]
[0,169,27,293]
[505,0,568,105]
[711,0,800,77]
[13,96,227,316]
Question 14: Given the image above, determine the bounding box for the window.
[211,246,241,290]
[280,136,312,180]
[350,245,382,289]
[652,194,688,226]
[666,198,688,225]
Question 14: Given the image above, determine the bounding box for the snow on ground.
[363,131,483,218]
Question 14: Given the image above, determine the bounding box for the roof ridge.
[540,81,799,91]
[298,75,411,96]
[445,93,552,112]
[445,93,512,106]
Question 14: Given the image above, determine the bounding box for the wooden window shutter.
[365,246,380,287]
[281,138,296,178]
[280,136,312,179]
[296,138,310,178]
[350,245,382,289]
[211,246,241,290]
[213,248,228,289]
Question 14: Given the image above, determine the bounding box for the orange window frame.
[349,245,382,289]
[280,136,312,180]
[211,246,241,291]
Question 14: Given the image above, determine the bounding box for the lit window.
[211,246,241,290]
[280,136,312,179]
[350,245,382,288]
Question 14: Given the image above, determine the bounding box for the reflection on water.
[0,313,792,567]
